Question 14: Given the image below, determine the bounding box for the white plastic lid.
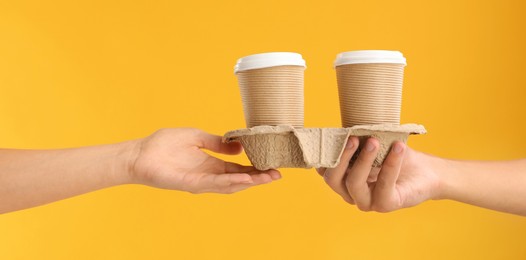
[334,50,407,67]
[234,52,306,74]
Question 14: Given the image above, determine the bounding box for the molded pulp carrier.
[224,124,426,170]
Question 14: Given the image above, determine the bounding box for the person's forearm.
[0,141,138,213]
[435,157,526,216]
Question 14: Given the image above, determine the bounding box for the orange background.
[1,1,525,259]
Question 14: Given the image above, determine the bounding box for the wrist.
[430,156,457,201]
[112,139,142,185]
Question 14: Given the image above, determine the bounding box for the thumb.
[196,130,243,155]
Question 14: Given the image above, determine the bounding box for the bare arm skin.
[440,158,526,215]
[318,137,526,216]
[0,128,280,214]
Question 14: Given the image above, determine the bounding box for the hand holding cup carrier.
[224,51,426,170]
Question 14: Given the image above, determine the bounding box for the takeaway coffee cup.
[235,52,306,128]
[334,50,407,127]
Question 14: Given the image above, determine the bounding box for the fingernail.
[393,143,404,154]
[365,139,376,152]
[345,138,354,149]
[242,178,254,184]
[266,170,281,180]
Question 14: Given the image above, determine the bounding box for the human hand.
[317,137,441,212]
[129,128,281,194]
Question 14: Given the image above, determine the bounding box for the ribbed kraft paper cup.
[235,52,306,128]
[334,51,406,127]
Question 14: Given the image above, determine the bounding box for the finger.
[209,172,277,194]
[345,138,379,211]
[222,183,255,193]
[224,162,281,180]
[224,161,257,174]
[316,168,326,177]
[197,173,254,194]
[226,171,278,193]
[323,136,359,204]
[263,169,282,180]
[372,141,406,212]
[197,130,243,155]
[196,165,280,194]
[221,178,273,194]
[367,167,381,183]
[246,172,274,185]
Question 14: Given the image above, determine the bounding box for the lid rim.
[334,50,407,67]
[234,52,306,74]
